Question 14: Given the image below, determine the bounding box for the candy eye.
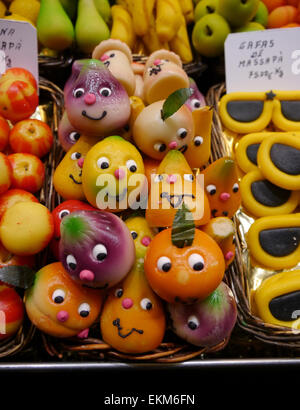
[78,303,90,318]
[69,131,81,142]
[131,231,138,240]
[92,244,107,261]
[126,159,137,173]
[191,99,201,110]
[233,182,239,193]
[154,174,163,182]
[71,152,81,160]
[177,128,188,139]
[52,289,65,304]
[73,88,84,98]
[206,184,217,195]
[140,298,153,310]
[58,209,70,219]
[157,256,172,272]
[115,288,123,298]
[99,87,112,97]
[188,253,205,271]
[194,136,203,146]
[184,174,194,182]
[154,143,166,152]
[66,254,77,270]
[97,156,110,169]
[187,315,199,330]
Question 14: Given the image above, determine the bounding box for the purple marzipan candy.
[64,59,131,138]
[167,281,237,347]
[185,77,206,112]
[59,210,135,289]
[58,111,81,152]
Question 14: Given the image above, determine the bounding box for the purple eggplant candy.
[167,281,237,347]
[58,111,81,152]
[64,59,131,137]
[59,210,135,289]
[185,77,206,112]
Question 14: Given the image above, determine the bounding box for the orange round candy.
[267,5,298,28]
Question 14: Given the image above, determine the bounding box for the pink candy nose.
[84,93,96,105]
[225,251,234,261]
[169,141,178,149]
[167,174,177,184]
[220,192,231,202]
[122,298,133,309]
[100,53,110,62]
[114,168,125,180]
[79,270,95,282]
[57,310,69,322]
[153,58,161,65]
[77,157,84,168]
[141,236,151,246]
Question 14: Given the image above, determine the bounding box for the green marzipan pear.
[93,0,111,24]
[75,0,110,54]
[37,0,75,51]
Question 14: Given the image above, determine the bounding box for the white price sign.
[225,27,300,93]
[0,20,38,84]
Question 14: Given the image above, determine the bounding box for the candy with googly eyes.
[144,206,225,303]
[59,210,135,289]
[201,217,236,268]
[92,39,136,97]
[184,106,213,169]
[58,111,81,152]
[142,49,189,105]
[167,281,237,347]
[25,262,103,338]
[202,157,241,218]
[125,216,156,259]
[100,259,166,354]
[82,136,146,212]
[257,132,300,191]
[247,213,300,270]
[132,97,194,161]
[185,77,206,112]
[240,169,299,217]
[253,270,300,329]
[145,149,211,228]
[64,59,131,137]
[53,135,100,201]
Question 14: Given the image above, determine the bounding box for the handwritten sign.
[0,20,38,84]
[224,27,300,93]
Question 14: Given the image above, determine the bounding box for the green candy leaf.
[161,88,194,121]
[171,203,195,248]
[0,266,36,289]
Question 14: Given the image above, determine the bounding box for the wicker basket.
[206,82,300,349]
[0,78,65,359]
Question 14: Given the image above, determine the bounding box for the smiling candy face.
[125,216,156,259]
[59,210,135,289]
[132,100,194,160]
[53,135,99,201]
[82,136,146,212]
[100,262,166,353]
[202,157,241,218]
[25,262,103,338]
[64,59,131,137]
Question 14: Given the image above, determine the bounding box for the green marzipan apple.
[217,0,260,28]
[235,21,265,31]
[192,13,231,58]
[195,0,219,22]
[252,1,269,27]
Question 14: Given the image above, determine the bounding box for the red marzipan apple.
[0,115,10,152]
[0,152,12,195]
[7,152,45,194]
[9,119,54,158]
[0,188,39,221]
